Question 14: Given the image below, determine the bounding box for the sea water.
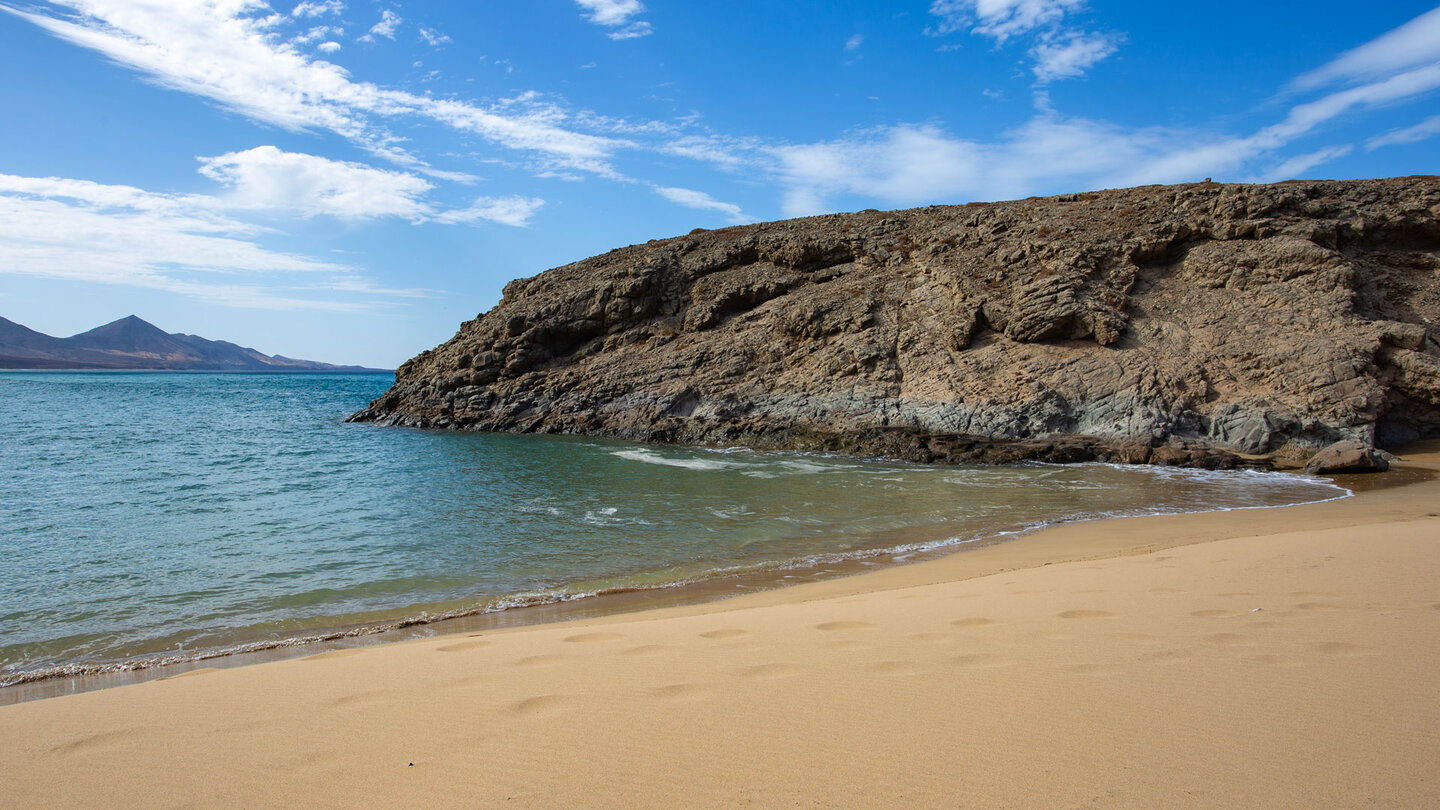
[0,371,1347,686]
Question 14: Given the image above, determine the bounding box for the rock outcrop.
[352,177,1440,470]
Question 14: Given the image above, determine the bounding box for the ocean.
[0,371,1347,688]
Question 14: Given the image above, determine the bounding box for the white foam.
[611,448,740,471]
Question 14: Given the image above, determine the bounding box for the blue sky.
[1,1,1437,367]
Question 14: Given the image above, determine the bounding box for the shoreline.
[3,445,1438,806]
[1,462,1358,703]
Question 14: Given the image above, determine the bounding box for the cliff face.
[352,177,1440,469]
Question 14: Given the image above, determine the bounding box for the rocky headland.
[351,177,1440,470]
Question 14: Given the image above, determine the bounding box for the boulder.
[1304,441,1390,474]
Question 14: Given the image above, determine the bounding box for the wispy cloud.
[0,139,552,309]
[573,0,652,40]
[1030,30,1121,84]
[1290,5,1440,91]
[928,0,1117,82]
[1367,113,1440,149]
[3,2,627,177]
[928,0,1083,43]
[775,6,1440,215]
[0,172,380,311]
[359,8,399,41]
[197,146,436,221]
[1252,145,1356,183]
[418,26,451,47]
[844,34,864,52]
[430,195,545,227]
[292,0,342,18]
[653,186,751,224]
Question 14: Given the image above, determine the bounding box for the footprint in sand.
[328,690,389,708]
[648,683,713,701]
[436,640,492,653]
[866,660,927,676]
[48,729,143,755]
[951,617,996,627]
[512,695,576,716]
[562,632,627,643]
[737,662,803,679]
[1058,610,1114,619]
[814,621,873,631]
[1307,641,1367,656]
[948,653,1009,669]
[619,645,667,657]
[512,654,569,668]
[698,629,749,640]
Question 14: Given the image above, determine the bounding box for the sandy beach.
[2,449,1438,808]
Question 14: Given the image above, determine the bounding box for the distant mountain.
[0,315,391,373]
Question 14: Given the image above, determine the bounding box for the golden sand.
[3,447,1438,808]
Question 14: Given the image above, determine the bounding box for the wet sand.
[2,446,1438,808]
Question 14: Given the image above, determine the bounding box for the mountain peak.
[0,314,390,372]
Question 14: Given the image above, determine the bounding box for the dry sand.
[3,448,1439,808]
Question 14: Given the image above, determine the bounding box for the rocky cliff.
[352,177,1440,469]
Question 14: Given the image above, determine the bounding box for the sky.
[1,1,1438,368]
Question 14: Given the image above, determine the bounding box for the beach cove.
[3,445,1437,808]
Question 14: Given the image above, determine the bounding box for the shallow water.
[0,371,1346,685]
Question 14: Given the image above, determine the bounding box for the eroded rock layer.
[352,177,1440,469]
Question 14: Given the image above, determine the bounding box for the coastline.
[0,460,1352,700]
[2,445,1437,806]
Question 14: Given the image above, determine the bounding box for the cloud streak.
[2,1,626,177]
[928,0,1117,82]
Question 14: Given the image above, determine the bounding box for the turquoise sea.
[0,371,1347,687]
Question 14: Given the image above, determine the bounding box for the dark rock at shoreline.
[351,177,1440,471]
[1304,440,1390,474]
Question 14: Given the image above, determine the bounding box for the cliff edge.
[352,177,1440,469]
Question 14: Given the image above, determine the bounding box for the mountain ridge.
[350,176,1440,470]
[0,315,390,373]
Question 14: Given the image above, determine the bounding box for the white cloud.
[431,196,545,227]
[0,172,388,311]
[196,146,435,221]
[575,0,643,27]
[291,25,341,45]
[360,8,400,41]
[928,0,1084,43]
[1252,145,1355,183]
[1031,31,1120,83]
[292,1,342,18]
[418,26,451,47]
[573,0,652,39]
[845,34,864,52]
[928,0,1116,82]
[1291,5,1440,91]
[1367,114,1440,149]
[654,186,751,224]
[775,7,1440,215]
[316,40,340,53]
[4,2,626,176]
[606,21,652,40]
